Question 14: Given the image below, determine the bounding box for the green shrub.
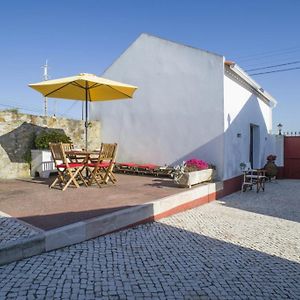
[35,130,71,149]
[23,132,36,163]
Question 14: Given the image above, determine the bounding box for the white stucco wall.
[90,34,225,177]
[223,70,273,180]
[266,134,284,167]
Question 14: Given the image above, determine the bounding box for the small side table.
[241,169,267,193]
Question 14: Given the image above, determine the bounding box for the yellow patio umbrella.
[29,73,138,149]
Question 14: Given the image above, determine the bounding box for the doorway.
[250,124,260,168]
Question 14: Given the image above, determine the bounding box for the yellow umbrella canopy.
[29,73,137,101]
[29,73,138,149]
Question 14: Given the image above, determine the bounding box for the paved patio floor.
[0,174,181,230]
[0,179,299,299]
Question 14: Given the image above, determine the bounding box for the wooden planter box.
[175,168,214,188]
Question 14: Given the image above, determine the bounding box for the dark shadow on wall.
[170,94,269,181]
[0,122,67,163]
[170,133,224,179]
[222,94,269,178]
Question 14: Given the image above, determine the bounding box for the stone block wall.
[0,110,101,179]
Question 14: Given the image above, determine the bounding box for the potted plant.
[31,130,71,178]
[264,154,278,180]
[240,162,246,171]
[172,158,215,188]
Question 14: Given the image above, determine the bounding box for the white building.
[90,33,277,186]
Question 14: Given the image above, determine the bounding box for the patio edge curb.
[45,181,223,251]
[0,233,45,266]
[0,181,223,265]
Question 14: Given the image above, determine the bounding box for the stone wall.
[0,110,101,179]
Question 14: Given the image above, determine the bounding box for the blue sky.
[1,0,299,133]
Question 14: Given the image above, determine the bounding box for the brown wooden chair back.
[61,143,73,152]
[49,142,86,191]
[86,143,118,187]
[49,142,69,168]
[98,143,118,163]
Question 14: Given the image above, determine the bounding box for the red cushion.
[137,164,159,169]
[57,163,84,169]
[86,162,110,168]
[118,162,138,167]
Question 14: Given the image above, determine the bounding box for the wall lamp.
[277,123,283,135]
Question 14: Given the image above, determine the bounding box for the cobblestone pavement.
[0,213,42,248]
[0,180,300,299]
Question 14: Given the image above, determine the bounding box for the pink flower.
[185,158,209,170]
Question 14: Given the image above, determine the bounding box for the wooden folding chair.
[61,143,73,152]
[241,162,267,193]
[62,143,88,164]
[86,143,118,188]
[49,142,87,191]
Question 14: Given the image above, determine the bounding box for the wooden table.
[66,150,98,164]
[66,150,99,181]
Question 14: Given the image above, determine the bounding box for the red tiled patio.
[0,173,221,265]
[0,174,183,230]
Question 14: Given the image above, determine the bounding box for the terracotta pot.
[264,161,278,178]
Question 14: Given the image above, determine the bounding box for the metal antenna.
[42,60,49,116]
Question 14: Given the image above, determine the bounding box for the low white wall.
[275,135,284,166]
[91,34,225,178]
[268,135,284,167]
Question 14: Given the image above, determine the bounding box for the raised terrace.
[0,173,221,265]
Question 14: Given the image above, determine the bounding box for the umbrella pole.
[85,87,88,150]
